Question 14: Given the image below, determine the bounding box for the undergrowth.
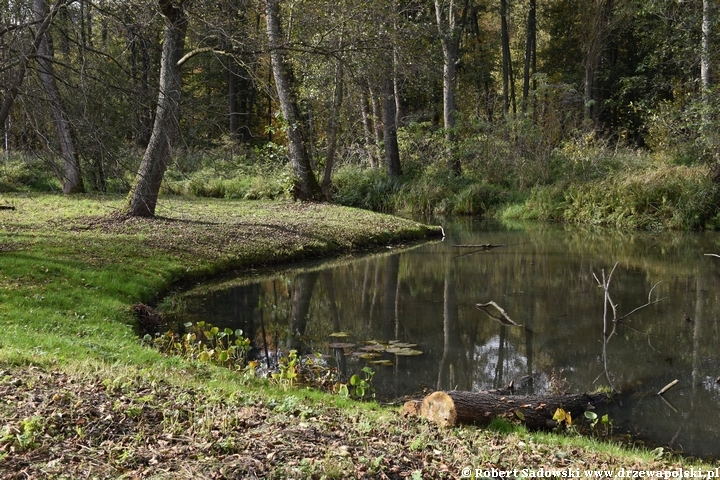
[3,125,720,230]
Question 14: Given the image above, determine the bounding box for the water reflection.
[178,219,720,459]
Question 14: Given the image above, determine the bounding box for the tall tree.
[435,0,468,174]
[382,63,402,178]
[0,0,72,131]
[124,0,188,217]
[500,0,516,118]
[264,0,321,200]
[522,0,537,116]
[582,0,613,123]
[34,0,84,194]
[321,54,344,197]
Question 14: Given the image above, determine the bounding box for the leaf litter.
[0,365,697,479]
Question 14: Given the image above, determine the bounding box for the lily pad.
[329,332,350,338]
[388,342,417,348]
[328,342,355,349]
[386,347,423,356]
[360,344,386,352]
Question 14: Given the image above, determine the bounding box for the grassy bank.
[0,194,716,478]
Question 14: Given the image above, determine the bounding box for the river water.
[177,218,720,459]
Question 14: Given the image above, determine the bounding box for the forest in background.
[2,0,720,228]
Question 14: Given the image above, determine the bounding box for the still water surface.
[179,219,720,459]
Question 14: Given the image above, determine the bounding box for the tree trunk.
[360,86,378,168]
[701,0,713,140]
[500,0,511,119]
[382,67,402,179]
[322,54,344,198]
[702,0,711,94]
[228,60,240,139]
[34,0,84,194]
[522,0,537,116]
[583,0,612,124]
[0,0,70,142]
[435,0,466,175]
[124,0,187,217]
[265,0,321,200]
[392,50,403,128]
[128,23,154,149]
[407,390,612,430]
[369,88,384,149]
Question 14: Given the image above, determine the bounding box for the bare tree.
[382,58,402,179]
[34,0,84,193]
[500,0,516,120]
[522,0,537,116]
[321,54,344,198]
[582,0,613,124]
[124,0,188,217]
[435,0,468,174]
[0,0,74,130]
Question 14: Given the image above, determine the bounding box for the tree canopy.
[1,0,718,214]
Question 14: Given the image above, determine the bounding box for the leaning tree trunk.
[404,390,612,430]
[34,0,84,194]
[124,0,187,217]
[265,0,321,200]
[0,0,68,131]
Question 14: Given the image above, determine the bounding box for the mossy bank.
[0,194,716,478]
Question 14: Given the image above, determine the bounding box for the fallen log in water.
[403,390,612,430]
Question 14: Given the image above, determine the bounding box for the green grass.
[500,164,720,230]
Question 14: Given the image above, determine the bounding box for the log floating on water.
[404,390,612,430]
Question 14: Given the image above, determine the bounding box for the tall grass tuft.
[331,166,401,212]
[503,163,720,230]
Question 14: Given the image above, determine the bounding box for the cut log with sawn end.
[405,390,612,430]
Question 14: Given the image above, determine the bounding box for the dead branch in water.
[592,263,666,393]
[657,379,679,395]
[453,243,505,249]
[476,301,521,326]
